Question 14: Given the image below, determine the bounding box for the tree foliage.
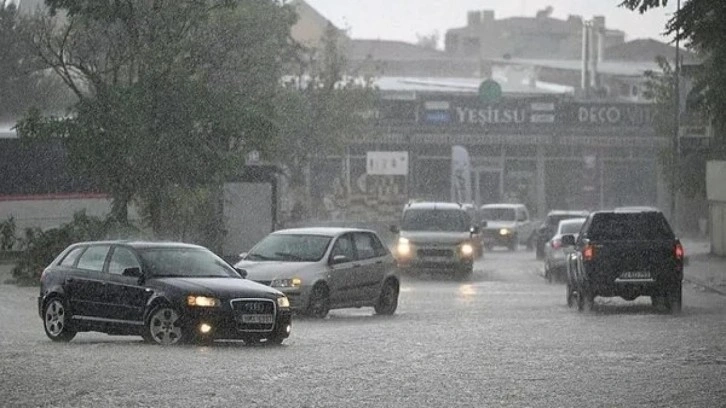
[18,0,296,245]
[644,56,706,199]
[274,23,377,211]
[621,0,726,154]
[0,0,71,118]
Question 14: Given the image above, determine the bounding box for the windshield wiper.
[274,252,305,261]
[247,253,273,260]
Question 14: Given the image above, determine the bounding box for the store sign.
[572,103,654,127]
[366,151,409,176]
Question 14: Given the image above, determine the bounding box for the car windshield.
[588,213,675,241]
[402,209,469,232]
[246,234,332,262]
[139,248,239,278]
[481,208,516,221]
[558,219,586,235]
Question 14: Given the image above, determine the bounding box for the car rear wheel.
[43,297,76,342]
[664,283,682,314]
[566,283,575,308]
[577,288,595,312]
[306,284,330,319]
[144,305,187,345]
[375,280,399,315]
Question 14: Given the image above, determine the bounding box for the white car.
[479,203,535,251]
[544,217,586,282]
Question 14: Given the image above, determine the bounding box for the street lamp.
[671,0,681,229]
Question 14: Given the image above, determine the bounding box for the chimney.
[467,11,481,27]
[581,21,591,98]
[592,16,606,29]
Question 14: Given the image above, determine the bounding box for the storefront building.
[309,92,667,222]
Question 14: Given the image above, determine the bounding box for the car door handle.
[353,263,362,268]
[375,260,383,265]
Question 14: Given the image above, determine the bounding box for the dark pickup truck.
[563,209,684,313]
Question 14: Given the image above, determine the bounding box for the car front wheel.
[144,305,187,345]
[375,280,399,315]
[306,284,330,319]
[43,297,76,342]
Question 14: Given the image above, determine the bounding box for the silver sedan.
[544,218,586,283]
[234,227,400,319]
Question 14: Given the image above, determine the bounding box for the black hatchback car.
[39,241,292,345]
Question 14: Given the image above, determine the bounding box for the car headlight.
[460,243,474,256]
[187,296,220,307]
[277,296,290,308]
[271,278,302,288]
[397,237,411,256]
[499,228,512,236]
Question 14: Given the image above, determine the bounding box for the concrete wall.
[0,195,141,241]
[710,202,726,257]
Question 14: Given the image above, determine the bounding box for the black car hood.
[149,277,282,300]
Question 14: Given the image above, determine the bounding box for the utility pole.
[671,0,681,229]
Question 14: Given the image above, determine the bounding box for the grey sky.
[305,0,678,46]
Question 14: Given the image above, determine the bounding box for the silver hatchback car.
[234,227,400,319]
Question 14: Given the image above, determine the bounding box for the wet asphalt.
[1,249,725,407]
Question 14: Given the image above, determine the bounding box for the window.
[75,245,111,273]
[59,247,85,267]
[370,234,389,258]
[331,234,356,261]
[108,247,141,275]
[354,233,377,260]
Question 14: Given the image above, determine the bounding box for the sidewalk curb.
[684,276,726,296]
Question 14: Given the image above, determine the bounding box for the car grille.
[417,248,454,258]
[230,299,276,332]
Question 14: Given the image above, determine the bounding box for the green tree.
[274,24,377,216]
[644,56,707,200]
[17,0,296,247]
[620,0,726,155]
[0,0,71,119]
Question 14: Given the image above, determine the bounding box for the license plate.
[239,314,274,324]
[620,271,651,280]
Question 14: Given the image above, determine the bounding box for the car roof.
[70,240,206,250]
[480,203,525,209]
[613,206,661,213]
[405,202,465,211]
[558,217,587,225]
[547,210,589,216]
[271,227,376,237]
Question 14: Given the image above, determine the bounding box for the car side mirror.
[479,220,488,228]
[234,267,248,279]
[331,255,350,265]
[470,226,481,235]
[389,225,400,234]
[122,267,143,278]
[561,235,576,247]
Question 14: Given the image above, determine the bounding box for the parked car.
[564,208,684,313]
[535,210,590,259]
[543,217,586,283]
[39,241,292,345]
[479,203,534,251]
[390,202,482,280]
[235,228,400,319]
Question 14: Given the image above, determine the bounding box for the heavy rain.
[1,0,726,406]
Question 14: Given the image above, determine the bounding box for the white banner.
[366,151,409,176]
[451,145,472,203]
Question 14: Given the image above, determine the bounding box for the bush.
[0,217,17,251]
[11,211,145,285]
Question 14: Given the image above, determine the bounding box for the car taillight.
[551,239,562,250]
[583,244,595,261]
[675,243,684,261]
